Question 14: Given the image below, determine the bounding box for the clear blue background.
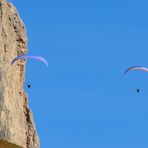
[9,0,148,147]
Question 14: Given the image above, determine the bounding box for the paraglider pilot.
[27,83,31,89]
[136,89,140,93]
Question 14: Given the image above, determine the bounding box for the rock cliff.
[0,0,40,147]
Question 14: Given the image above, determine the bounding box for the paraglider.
[11,54,48,67]
[124,66,148,94]
[124,66,148,75]
[11,54,48,90]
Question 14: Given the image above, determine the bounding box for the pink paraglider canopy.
[11,54,48,66]
[124,66,148,75]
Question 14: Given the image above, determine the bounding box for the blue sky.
[10,0,148,147]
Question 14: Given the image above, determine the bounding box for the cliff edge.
[0,0,40,148]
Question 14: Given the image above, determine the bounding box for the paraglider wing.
[124,66,148,75]
[11,55,48,66]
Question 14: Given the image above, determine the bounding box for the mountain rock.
[0,0,40,147]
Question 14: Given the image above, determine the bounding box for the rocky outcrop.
[0,0,40,147]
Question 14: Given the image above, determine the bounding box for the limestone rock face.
[0,0,40,147]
